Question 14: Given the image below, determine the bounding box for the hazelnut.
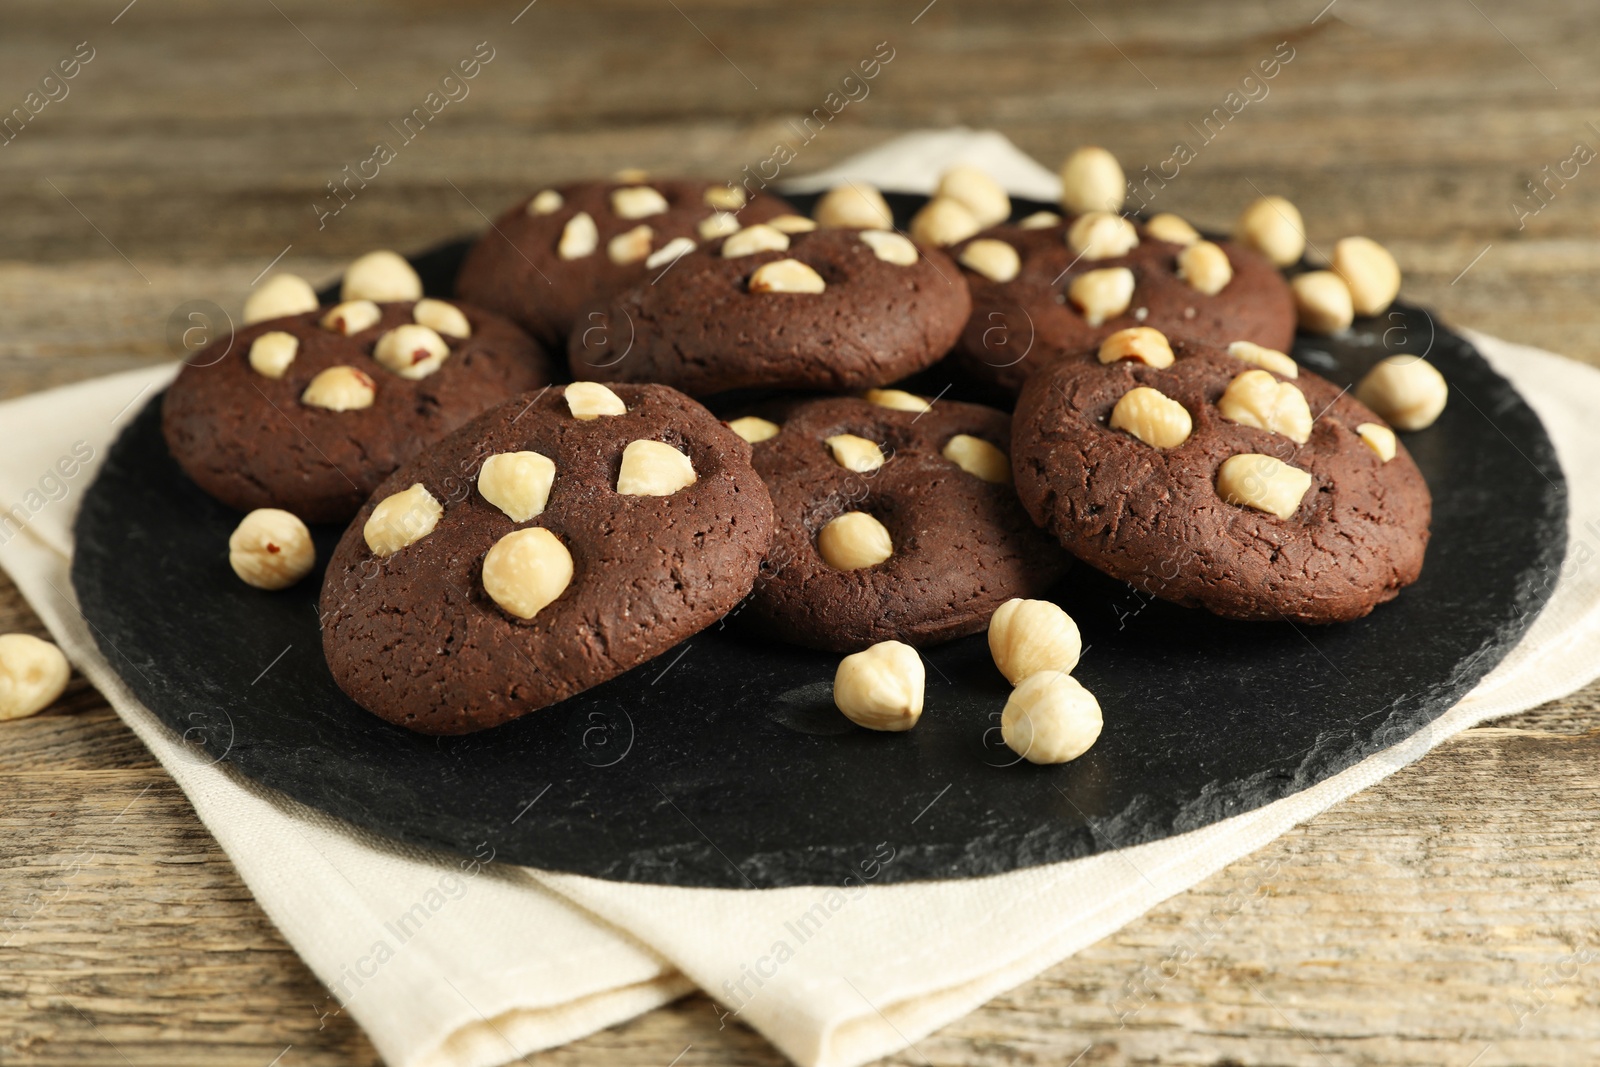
[1355,355,1448,431]
[244,273,318,325]
[1066,211,1139,260]
[617,440,697,496]
[1001,670,1102,764]
[228,508,316,590]
[825,434,885,473]
[1145,213,1201,246]
[768,214,819,234]
[0,634,71,722]
[248,331,299,380]
[1292,271,1355,334]
[909,197,981,247]
[1068,267,1136,326]
[1332,236,1401,316]
[321,300,382,336]
[611,186,669,220]
[364,483,443,557]
[607,224,653,265]
[1356,422,1397,462]
[728,416,780,443]
[942,434,1011,484]
[1217,370,1313,444]
[1227,340,1298,379]
[613,167,649,183]
[704,185,746,211]
[1097,326,1174,369]
[959,239,1021,283]
[1216,453,1313,520]
[482,527,573,620]
[858,229,918,266]
[1177,240,1234,296]
[818,511,893,571]
[832,640,925,732]
[373,324,451,380]
[864,388,931,412]
[645,236,696,270]
[1019,210,1062,230]
[528,189,563,215]
[1058,146,1126,214]
[814,183,893,229]
[341,250,423,303]
[413,298,471,339]
[988,598,1081,684]
[749,259,826,294]
[565,381,627,420]
[1234,195,1306,267]
[1110,386,1193,449]
[559,212,599,259]
[722,224,789,258]
[698,212,742,239]
[477,451,556,522]
[301,366,376,411]
[936,164,1010,228]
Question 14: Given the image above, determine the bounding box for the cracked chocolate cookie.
[163,296,551,524]
[1010,328,1430,623]
[951,213,1296,394]
[734,392,1068,652]
[569,226,972,397]
[454,178,796,349]
[320,382,775,735]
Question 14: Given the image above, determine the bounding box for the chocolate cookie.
[735,392,1067,652]
[454,178,796,349]
[952,214,1295,393]
[163,298,551,524]
[570,227,972,397]
[320,382,775,735]
[1011,329,1430,623]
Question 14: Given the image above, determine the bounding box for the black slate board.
[71,195,1567,887]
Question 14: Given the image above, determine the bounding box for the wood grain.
[4,0,1600,1063]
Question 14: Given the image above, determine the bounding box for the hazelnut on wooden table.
[478,451,556,521]
[1234,195,1306,266]
[363,483,443,557]
[818,512,893,571]
[482,527,573,620]
[616,440,696,496]
[228,508,316,590]
[0,634,71,722]
[565,381,627,420]
[833,640,925,731]
[1058,146,1126,214]
[244,273,318,325]
[1001,670,1102,764]
[988,598,1082,684]
[342,250,423,303]
[1291,271,1355,334]
[1355,355,1448,431]
[936,164,1010,228]
[814,182,894,229]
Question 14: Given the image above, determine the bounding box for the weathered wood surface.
[4,0,1600,1063]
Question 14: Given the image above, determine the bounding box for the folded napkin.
[6,133,1600,1067]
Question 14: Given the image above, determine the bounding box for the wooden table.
[4,1,1598,1063]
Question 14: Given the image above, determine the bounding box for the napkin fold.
[5,133,1600,1067]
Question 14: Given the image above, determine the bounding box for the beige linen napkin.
[5,133,1600,1067]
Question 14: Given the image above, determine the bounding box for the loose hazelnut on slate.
[301,366,376,411]
[559,212,599,259]
[342,250,423,303]
[1332,236,1402,316]
[1234,195,1306,267]
[959,239,1020,283]
[565,381,627,420]
[616,440,696,496]
[942,434,1010,484]
[1355,355,1448,431]
[364,483,443,557]
[1110,386,1193,450]
[1227,340,1298,378]
[1001,670,1102,763]
[910,197,981,247]
[859,229,919,266]
[478,451,556,522]
[244,274,318,325]
[987,598,1082,684]
[1216,453,1312,520]
[1291,271,1354,334]
[814,183,894,229]
[1069,267,1136,326]
[936,164,1010,228]
[1098,326,1174,369]
[833,640,925,731]
[321,300,382,336]
[1058,146,1126,214]
[818,512,893,571]
[0,634,71,722]
[1177,240,1234,296]
[228,508,316,590]
[413,298,471,339]
[1066,211,1139,261]
[373,324,450,380]
[1217,370,1313,444]
[749,259,826,294]
[482,527,573,620]
[248,331,299,380]
[722,224,789,258]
